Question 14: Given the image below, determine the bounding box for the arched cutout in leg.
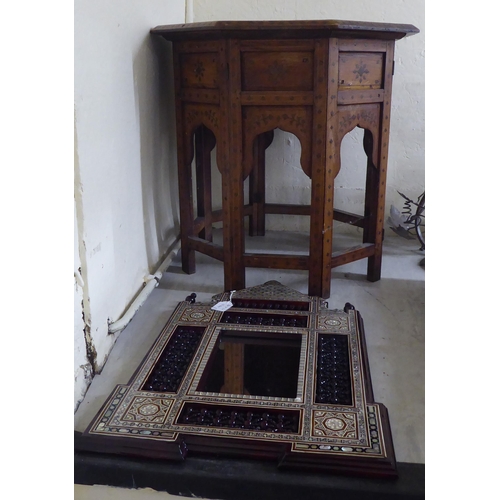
[335,126,371,235]
[245,129,311,260]
[242,106,313,180]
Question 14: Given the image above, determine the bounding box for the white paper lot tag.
[211,290,235,311]
[211,301,233,312]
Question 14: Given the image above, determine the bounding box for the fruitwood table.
[151,20,419,298]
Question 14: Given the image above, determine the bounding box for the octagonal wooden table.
[151,20,419,298]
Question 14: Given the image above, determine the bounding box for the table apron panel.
[338,89,385,105]
[241,92,314,106]
[180,52,221,89]
[338,52,385,90]
[241,50,315,91]
[338,39,389,52]
[180,88,220,104]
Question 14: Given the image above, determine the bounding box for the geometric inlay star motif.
[194,60,205,81]
[122,397,172,424]
[179,307,215,323]
[313,410,357,438]
[353,62,370,83]
[325,417,346,430]
[138,404,160,416]
[316,314,350,332]
[267,60,288,84]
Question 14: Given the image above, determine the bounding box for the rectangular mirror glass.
[197,330,302,398]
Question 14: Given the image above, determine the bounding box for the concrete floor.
[74,230,424,500]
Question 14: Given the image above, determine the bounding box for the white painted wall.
[75,199,91,406]
[193,0,425,232]
[74,0,185,410]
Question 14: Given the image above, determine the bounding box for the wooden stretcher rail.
[331,243,375,268]
[194,206,366,235]
[333,209,366,227]
[188,236,224,261]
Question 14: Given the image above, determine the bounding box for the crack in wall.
[82,303,97,376]
[75,109,97,405]
[78,363,93,383]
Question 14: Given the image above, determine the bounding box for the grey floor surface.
[74,230,425,499]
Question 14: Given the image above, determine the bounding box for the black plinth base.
[74,444,424,500]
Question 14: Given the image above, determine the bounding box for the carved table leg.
[362,128,379,277]
[195,125,216,241]
[177,132,196,275]
[249,130,274,237]
[221,39,245,292]
[308,39,334,299]
[366,42,395,282]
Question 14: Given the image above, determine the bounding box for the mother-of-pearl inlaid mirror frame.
[82,281,397,478]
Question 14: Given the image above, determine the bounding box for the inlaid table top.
[151,19,419,40]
